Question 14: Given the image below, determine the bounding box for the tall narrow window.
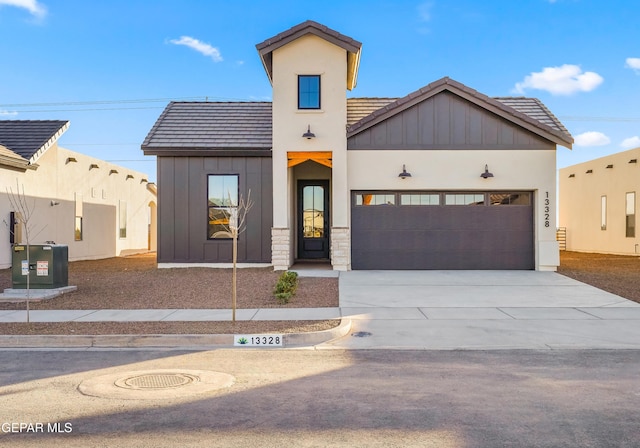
[208,175,238,239]
[626,192,635,238]
[601,196,607,230]
[298,75,321,109]
[119,200,127,238]
[75,193,83,241]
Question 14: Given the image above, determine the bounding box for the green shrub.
[273,271,299,304]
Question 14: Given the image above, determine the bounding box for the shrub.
[273,271,299,304]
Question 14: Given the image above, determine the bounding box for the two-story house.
[142,20,573,271]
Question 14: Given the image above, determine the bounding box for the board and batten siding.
[157,156,273,263]
[348,91,556,151]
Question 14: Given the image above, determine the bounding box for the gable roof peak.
[256,20,362,91]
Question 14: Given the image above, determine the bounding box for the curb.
[0,319,351,349]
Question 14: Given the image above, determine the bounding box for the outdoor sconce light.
[302,125,316,139]
[480,164,494,179]
[50,200,60,206]
[398,164,412,179]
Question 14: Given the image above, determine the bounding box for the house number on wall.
[544,192,551,228]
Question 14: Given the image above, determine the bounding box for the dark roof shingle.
[142,102,272,153]
[0,120,69,160]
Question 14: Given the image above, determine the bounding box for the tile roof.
[494,97,570,136]
[347,98,397,126]
[0,120,69,160]
[141,102,273,152]
[346,78,573,147]
[142,84,573,153]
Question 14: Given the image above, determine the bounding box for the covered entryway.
[351,191,534,270]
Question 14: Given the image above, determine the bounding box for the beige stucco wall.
[348,149,560,270]
[271,34,349,269]
[559,147,640,255]
[0,143,157,269]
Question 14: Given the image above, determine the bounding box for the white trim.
[29,121,70,165]
[158,263,272,269]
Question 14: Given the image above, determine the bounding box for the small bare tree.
[211,190,254,322]
[5,180,45,323]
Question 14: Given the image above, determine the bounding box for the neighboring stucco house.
[142,20,573,271]
[0,120,157,269]
[559,147,640,255]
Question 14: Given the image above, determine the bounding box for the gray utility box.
[11,244,69,289]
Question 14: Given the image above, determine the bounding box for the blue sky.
[1,0,639,183]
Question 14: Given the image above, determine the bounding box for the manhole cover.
[351,331,372,338]
[116,373,196,390]
[79,369,236,400]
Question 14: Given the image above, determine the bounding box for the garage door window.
[489,193,531,206]
[445,194,484,205]
[355,194,395,206]
[401,194,440,205]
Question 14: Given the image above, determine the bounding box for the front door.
[298,180,330,259]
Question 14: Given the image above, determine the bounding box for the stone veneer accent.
[331,227,351,271]
[271,227,291,271]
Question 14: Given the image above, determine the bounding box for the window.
[298,75,320,109]
[601,196,607,230]
[626,192,635,238]
[75,193,83,241]
[208,175,238,239]
[489,192,531,206]
[355,194,395,206]
[445,194,485,205]
[401,194,440,205]
[119,200,127,238]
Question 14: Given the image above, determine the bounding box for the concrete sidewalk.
[1,271,640,350]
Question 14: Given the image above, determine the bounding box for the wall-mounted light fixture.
[50,200,60,207]
[302,125,316,139]
[480,164,494,179]
[398,164,412,179]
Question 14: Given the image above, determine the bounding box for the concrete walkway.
[2,271,640,350]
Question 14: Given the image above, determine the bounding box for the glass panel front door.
[298,180,329,259]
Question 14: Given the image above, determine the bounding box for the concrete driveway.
[321,270,640,350]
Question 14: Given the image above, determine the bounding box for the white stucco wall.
[271,34,349,269]
[0,144,157,269]
[559,147,640,256]
[348,149,560,270]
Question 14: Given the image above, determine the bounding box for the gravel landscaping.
[0,253,339,335]
[557,251,640,304]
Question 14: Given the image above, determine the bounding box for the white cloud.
[169,36,223,62]
[513,64,603,95]
[621,136,640,149]
[0,110,18,116]
[574,131,610,147]
[0,0,46,18]
[625,57,640,74]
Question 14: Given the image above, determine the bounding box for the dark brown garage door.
[351,192,534,270]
